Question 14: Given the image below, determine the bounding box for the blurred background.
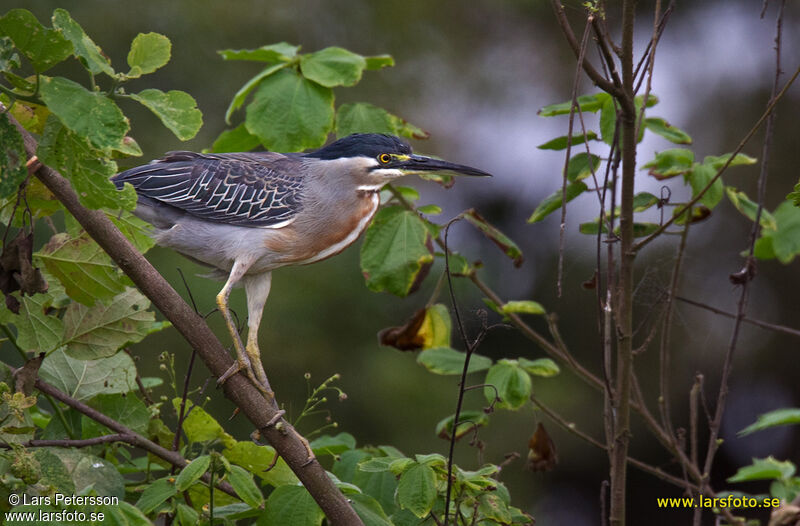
[16,1,800,523]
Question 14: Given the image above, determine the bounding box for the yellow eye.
[378,153,392,164]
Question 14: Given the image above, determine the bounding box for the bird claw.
[218,359,274,401]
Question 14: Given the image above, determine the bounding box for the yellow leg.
[243,272,273,396]
[215,261,271,397]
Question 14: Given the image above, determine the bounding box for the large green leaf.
[61,288,169,360]
[300,46,367,87]
[39,348,138,401]
[136,477,178,514]
[484,359,532,410]
[37,116,137,211]
[396,463,436,518]
[175,455,211,491]
[51,9,113,76]
[82,393,150,437]
[350,493,393,526]
[223,440,298,487]
[211,123,261,153]
[223,62,288,124]
[566,152,601,182]
[50,447,126,497]
[130,89,202,140]
[226,465,264,510]
[417,347,492,375]
[107,210,156,253]
[739,408,800,437]
[257,485,324,526]
[0,9,73,72]
[754,201,800,264]
[126,32,171,78]
[643,117,692,144]
[360,206,433,297]
[537,131,598,150]
[245,69,334,152]
[336,102,426,140]
[725,187,777,230]
[39,76,129,151]
[0,291,63,353]
[643,148,694,179]
[0,111,27,199]
[528,181,587,223]
[728,457,796,483]
[688,162,723,210]
[36,232,131,306]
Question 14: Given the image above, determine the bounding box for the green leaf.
[537,131,598,150]
[258,485,324,526]
[0,9,73,72]
[435,410,489,441]
[126,32,171,78]
[527,181,587,223]
[538,93,608,117]
[104,501,153,526]
[227,465,264,510]
[176,455,211,491]
[211,123,261,153]
[579,219,606,235]
[39,347,138,401]
[336,102,396,136]
[245,69,334,152]
[52,448,125,497]
[218,42,299,62]
[464,209,524,267]
[396,463,436,518]
[0,292,63,353]
[518,357,560,377]
[176,503,199,526]
[360,206,434,297]
[130,89,203,141]
[688,162,723,210]
[38,77,129,151]
[417,204,442,215]
[567,152,601,182]
[643,117,692,144]
[310,432,357,456]
[417,347,492,375]
[37,232,131,305]
[786,181,800,207]
[420,303,451,349]
[643,148,694,179]
[37,116,137,211]
[83,393,149,436]
[728,457,796,483]
[501,300,546,316]
[61,288,169,360]
[223,440,298,487]
[300,46,367,87]
[107,210,157,253]
[0,35,21,71]
[479,493,513,524]
[484,360,532,410]
[739,408,800,437]
[136,477,178,514]
[755,201,800,263]
[725,187,777,230]
[0,112,27,199]
[350,493,393,526]
[631,222,660,237]
[51,9,113,76]
[171,398,236,448]
[703,152,757,171]
[224,62,288,124]
[632,192,660,212]
[365,54,394,70]
[599,95,617,145]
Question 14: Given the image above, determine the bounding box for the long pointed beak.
[397,154,493,177]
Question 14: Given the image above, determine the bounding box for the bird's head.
[306,133,492,191]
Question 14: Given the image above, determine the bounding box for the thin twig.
[701,0,786,486]
[674,295,800,338]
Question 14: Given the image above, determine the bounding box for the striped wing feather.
[113,151,304,227]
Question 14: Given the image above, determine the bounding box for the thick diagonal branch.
[10,114,363,526]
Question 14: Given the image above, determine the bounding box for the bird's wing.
[113,151,305,228]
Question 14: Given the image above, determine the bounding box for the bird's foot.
[218,358,275,400]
